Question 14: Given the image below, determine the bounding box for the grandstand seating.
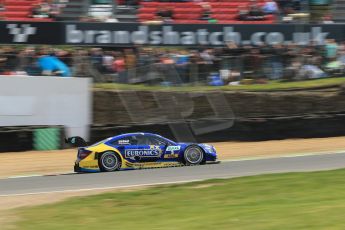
[333,0,345,22]
[138,1,275,24]
[0,0,275,24]
[0,0,53,21]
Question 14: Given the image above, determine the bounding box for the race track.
[1,152,345,196]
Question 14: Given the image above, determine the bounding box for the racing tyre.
[99,151,121,172]
[183,145,204,166]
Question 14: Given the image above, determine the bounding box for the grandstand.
[0,0,53,21]
[0,0,340,24]
[138,1,275,24]
[333,0,345,22]
[0,0,276,24]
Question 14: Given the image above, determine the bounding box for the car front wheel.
[183,146,204,166]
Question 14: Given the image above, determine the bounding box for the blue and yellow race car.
[67,133,218,173]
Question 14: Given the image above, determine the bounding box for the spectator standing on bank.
[90,48,104,72]
[325,39,338,61]
[124,49,137,82]
[3,46,18,74]
[113,53,126,83]
[175,50,190,83]
[0,47,7,74]
[102,51,115,73]
[246,47,264,79]
[270,44,284,79]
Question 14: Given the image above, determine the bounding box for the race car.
[66,132,218,173]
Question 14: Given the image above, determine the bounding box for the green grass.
[94,77,345,92]
[14,168,345,230]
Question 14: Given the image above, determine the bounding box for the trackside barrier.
[90,113,345,143]
[0,126,64,152]
[33,127,62,151]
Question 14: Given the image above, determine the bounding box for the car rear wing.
[65,136,88,147]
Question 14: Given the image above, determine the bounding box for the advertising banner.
[0,21,344,46]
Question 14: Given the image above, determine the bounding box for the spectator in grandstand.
[0,2,4,13]
[31,2,51,18]
[262,0,279,14]
[30,0,61,19]
[31,4,42,18]
[248,1,265,20]
[322,14,334,24]
[237,5,249,21]
[41,1,52,15]
[277,0,297,15]
[156,6,174,22]
[104,15,119,22]
[199,3,213,21]
[49,0,62,20]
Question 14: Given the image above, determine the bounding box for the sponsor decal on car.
[125,161,182,168]
[166,146,181,151]
[164,154,179,159]
[125,149,160,158]
[118,139,130,145]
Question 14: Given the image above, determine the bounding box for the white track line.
[3,171,75,180]
[221,150,345,162]
[0,178,227,197]
[7,174,44,179]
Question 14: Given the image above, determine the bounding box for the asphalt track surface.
[1,152,345,196]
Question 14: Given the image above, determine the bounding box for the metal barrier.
[1,49,345,84]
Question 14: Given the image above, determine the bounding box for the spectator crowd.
[1,39,345,85]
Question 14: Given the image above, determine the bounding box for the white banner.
[0,76,92,140]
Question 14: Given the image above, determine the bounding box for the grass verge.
[94,77,345,92]
[13,168,345,230]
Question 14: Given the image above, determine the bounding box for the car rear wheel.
[99,151,121,172]
[183,146,204,166]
